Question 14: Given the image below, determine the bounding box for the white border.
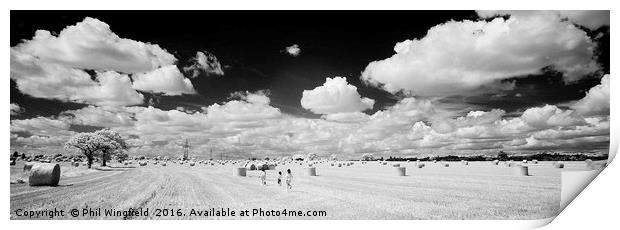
[2,1,617,230]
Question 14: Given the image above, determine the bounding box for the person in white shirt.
[259,169,267,186]
[284,169,293,192]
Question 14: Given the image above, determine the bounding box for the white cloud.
[284,44,301,57]
[10,103,23,115]
[183,51,224,77]
[571,75,610,116]
[520,104,586,129]
[323,112,371,123]
[301,77,375,114]
[229,90,271,105]
[12,17,176,73]
[132,65,197,96]
[478,10,610,30]
[361,11,599,96]
[10,50,144,107]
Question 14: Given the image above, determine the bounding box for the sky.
[9,10,610,159]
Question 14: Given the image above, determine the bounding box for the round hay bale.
[72,162,80,167]
[179,161,184,165]
[514,165,529,176]
[463,161,469,165]
[161,162,167,166]
[28,163,61,186]
[394,167,406,176]
[139,161,147,166]
[392,163,400,167]
[331,163,335,166]
[190,162,195,166]
[554,163,564,168]
[522,160,528,164]
[337,163,342,167]
[492,160,499,165]
[443,163,450,167]
[417,163,425,168]
[306,167,317,176]
[153,161,158,165]
[24,162,35,172]
[532,159,538,164]
[234,167,247,176]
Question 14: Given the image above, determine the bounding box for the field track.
[9,161,581,219]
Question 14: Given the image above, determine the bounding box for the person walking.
[277,171,283,186]
[260,169,267,186]
[284,169,293,192]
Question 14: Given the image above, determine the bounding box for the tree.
[361,153,374,161]
[307,153,318,161]
[94,129,128,167]
[12,151,19,158]
[65,133,107,168]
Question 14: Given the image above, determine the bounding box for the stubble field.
[11,160,594,220]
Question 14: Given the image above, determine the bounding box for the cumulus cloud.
[478,10,610,30]
[10,103,23,115]
[9,17,193,106]
[284,44,301,57]
[229,90,271,105]
[521,104,586,129]
[132,65,197,96]
[183,51,224,78]
[571,75,610,116]
[13,17,175,73]
[361,11,600,96]
[10,50,144,107]
[301,77,375,114]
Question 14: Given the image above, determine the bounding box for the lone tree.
[94,129,128,167]
[361,153,375,161]
[65,133,106,168]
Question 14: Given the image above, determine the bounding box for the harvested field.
[10,160,597,220]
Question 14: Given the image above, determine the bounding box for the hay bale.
[306,167,317,176]
[514,165,529,176]
[492,160,499,165]
[28,163,61,186]
[443,163,450,167]
[392,163,400,167]
[554,163,565,168]
[338,163,342,167]
[234,167,247,176]
[417,163,425,168]
[24,162,35,172]
[190,162,195,166]
[161,162,167,166]
[394,167,406,176]
[532,159,538,164]
[463,161,469,165]
[72,162,80,167]
[522,160,528,164]
[139,161,147,166]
